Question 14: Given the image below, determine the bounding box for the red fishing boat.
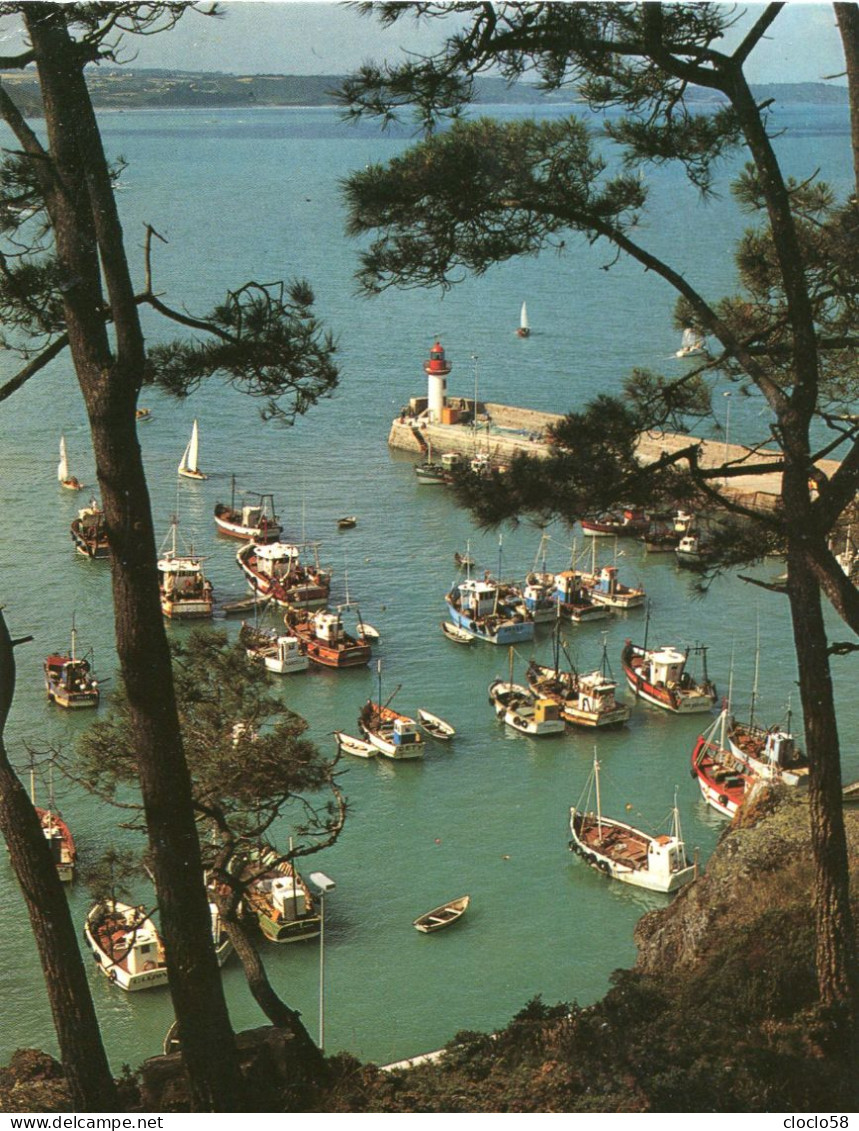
[237,541,331,608]
[285,608,371,669]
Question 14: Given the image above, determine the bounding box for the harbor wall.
[388,400,842,514]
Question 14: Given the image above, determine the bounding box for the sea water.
[0,101,854,1069]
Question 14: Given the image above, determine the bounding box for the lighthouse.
[424,340,452,423]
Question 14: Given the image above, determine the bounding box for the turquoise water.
[0,102,855,1070]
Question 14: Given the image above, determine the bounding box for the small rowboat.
[441,620,474,645]
[335,731,377,759]
[337,516,357,529]
[418,708,456,741]
[414,895,470,934]
[357,621,380,643]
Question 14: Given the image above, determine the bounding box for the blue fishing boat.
[444,577,534,646]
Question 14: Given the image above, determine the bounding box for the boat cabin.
[270,874,308,922]
[554,570,587,604]
[533,698,561,725]
[646,835,688,880]
[311,611,344,643]
[592,566,621,595]
[441,452,465,472]
[762,730,799,769]
[457,579,498,618]
[392,717,421,746]
[255,542,300,577]
[646,647,688,687]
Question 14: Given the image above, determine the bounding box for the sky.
[0,2,849,85]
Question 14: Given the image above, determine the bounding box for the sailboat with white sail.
[57,434,82,491]
[675,327,705,358]
[516,301,530,338]
[178,419,207,480]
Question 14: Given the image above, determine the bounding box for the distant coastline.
[0,69,849,115]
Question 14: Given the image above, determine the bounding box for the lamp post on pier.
[309,871,336,1052]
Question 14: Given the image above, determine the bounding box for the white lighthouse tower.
[424,340,452,423]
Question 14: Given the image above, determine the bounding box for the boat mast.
[508,645,514,691]
[749,615,760,729]
[593,749,603,840]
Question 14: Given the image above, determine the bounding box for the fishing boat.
[157,518,214,618]
[553,571,611,623]
[359,701,425,760]
[236,541,331,609]
[29,760,76,882]
[334,731,377,759]
[44,622,100,710]
[441,620,474,645]
[641,522,682,552]
[70,498,109,559]
[214,480,282,542]
[526,637,631,729]
[488,678,565,736]
[83,901,169,991]
[177,419,207,480]
[621,638,717,714]
[417,708,456,741]
[57,435,82,491]
[581,509,649,538]
[579,560,646,610]
[286,608,372,669]
[675,327,705,358]
[675,533,714,569]
[135,407,152,423]
[691,709,753,817]
[413,895,470,933]
[570,757,696,894]
[337,516,357,529]
[415,441,448,485]
[516,301,530,338]
[236,846,321,944]
[239,623,309,674]
[445,577,534,646]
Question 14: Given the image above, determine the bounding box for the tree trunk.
[24,8,244,1110]
[835,2,859,191]
[0,612,118,1110]
[221,913,328,1081]
[786,541,858,1050]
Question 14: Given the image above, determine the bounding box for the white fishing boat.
[214,479,282,542]
[359,701,425,759]
[236,846,321,944]
[29,760,76,883]
[526,636,631,730]
[516,301,530,338]
[675,327,705,358]
[569,757,696,894]
[553,570,611,623]
[157,518,214,618]
[239,623,309,674]
[57,434,82,490]
[417,708,456,741]
[335,731,377,759]
[84,900,169,991]
[178,419,207,480]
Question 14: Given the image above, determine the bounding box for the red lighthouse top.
[424,340,452,377]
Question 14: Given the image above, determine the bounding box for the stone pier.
[388,399,841,515]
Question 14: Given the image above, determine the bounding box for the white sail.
[58,435,69,483]
[178,419,205,478]
[520,302,529,331]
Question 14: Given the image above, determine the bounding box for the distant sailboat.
[516,301,530,338]
[57,435,82,491]
[178,419,207,480]
[675,328,704,358]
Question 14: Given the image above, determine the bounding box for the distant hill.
[0,69,848,113]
